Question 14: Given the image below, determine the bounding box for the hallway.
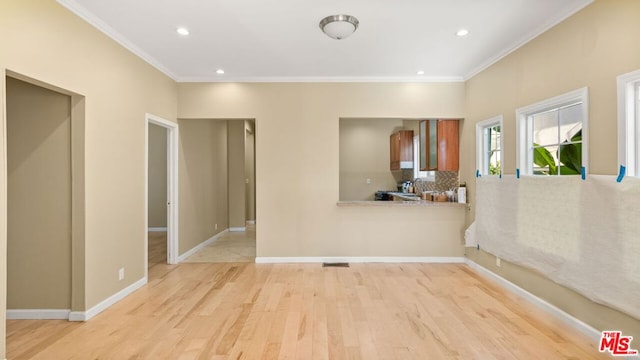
[148,225,256,269]
[182,225,256,263]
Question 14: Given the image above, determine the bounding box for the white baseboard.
[69,277,147,322]
[6,309,70,320]
[229,227,246,232]
[177,230,229,262]
[255,256,465,264]
[464,258,602,342]
[246,220,256,225]
[148,227,167,232]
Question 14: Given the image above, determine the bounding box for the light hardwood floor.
[7,255,608,359]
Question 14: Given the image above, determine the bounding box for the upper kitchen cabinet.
[390,130,413,170]
[420,119,459,171]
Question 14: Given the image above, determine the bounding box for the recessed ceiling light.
[216,69,225,75]
[417,70,425,75]
[456,29,469,37]
[176,27,190,36]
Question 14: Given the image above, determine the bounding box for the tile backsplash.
[415,171,459,192]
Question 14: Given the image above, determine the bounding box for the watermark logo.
[599,331,638,356]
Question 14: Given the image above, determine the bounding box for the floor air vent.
[322,262,350,267]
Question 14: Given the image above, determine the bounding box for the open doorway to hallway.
[146,114,179,279]
[177,119,256,263]
[147,123,168,272]
[181,225,255,263]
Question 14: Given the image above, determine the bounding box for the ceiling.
[57,0,593,82]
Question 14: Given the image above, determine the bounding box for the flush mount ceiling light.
[176,27,190,36]
[215,69,225,75]
[319,14,359,40]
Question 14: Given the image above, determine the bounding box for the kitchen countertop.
[336,200,469,208]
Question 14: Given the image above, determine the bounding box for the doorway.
[145,114,178,276]
[178,119,256,263]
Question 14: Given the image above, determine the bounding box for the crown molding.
[175,75,465,83]
[58,0,592,84]
[56,0,179,81]
[463,0,594,81]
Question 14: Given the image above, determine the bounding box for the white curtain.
[475,175,640,320]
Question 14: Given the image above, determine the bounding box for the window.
[516,87,588,176]
[617,69,640,177]
[476,116,503,176]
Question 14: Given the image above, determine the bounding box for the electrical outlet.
[496,257,501,267]
[118,268,125,280]
[366,178,371,185]
[215,223,218,230]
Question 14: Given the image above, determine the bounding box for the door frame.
[145,114,179,270]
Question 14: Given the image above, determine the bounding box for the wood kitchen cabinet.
[420,119,459,171]
[390,130,413,170]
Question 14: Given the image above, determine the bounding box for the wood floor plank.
[311,300,330,360]
[6,241,612,360]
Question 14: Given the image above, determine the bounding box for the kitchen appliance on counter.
[397,180,412,193]
[374,190,393,201]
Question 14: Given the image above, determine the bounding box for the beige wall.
[178,82,466,257]
[402,119,421,135]
[178,119,228,254]
[0,2,177,354]
[148,124,167,228]
[6,77,71,310]
[245,121,256,221]
[340,118,403,200]
[462,0,640,337]
[228,121,246,228]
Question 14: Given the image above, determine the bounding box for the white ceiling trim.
[175,75,465,83]
[56,0,179,81]
[463,0,595,81]
[57,0,593,84]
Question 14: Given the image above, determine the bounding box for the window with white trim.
[617,69,640,177]
[516,88,588,176]
[476,116,503,176]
